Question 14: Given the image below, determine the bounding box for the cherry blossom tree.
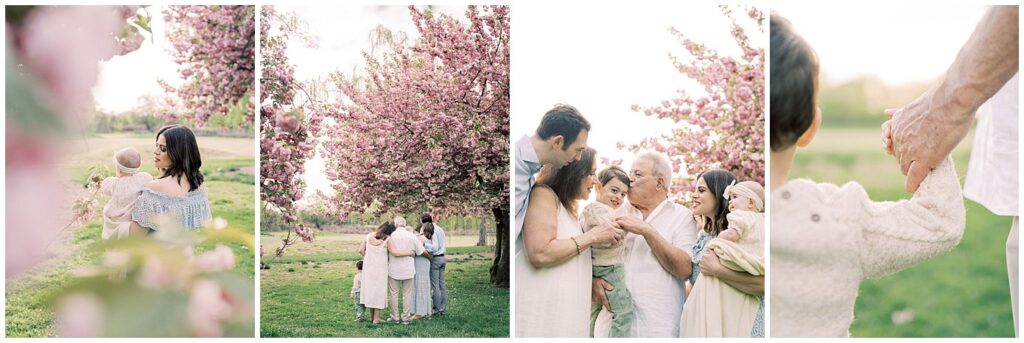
[161,5,255,127]
[322,5,510,287]
[627,5,765,196]
[259,6,319,263]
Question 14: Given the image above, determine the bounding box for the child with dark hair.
[583,165,633,337]
[351,260,365,321]
[769,12,965,337]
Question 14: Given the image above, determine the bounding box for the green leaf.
[134,13,152,34]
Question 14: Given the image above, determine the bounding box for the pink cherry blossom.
[194,244,235,273]
[161,6,255,126]
[55,292,105,337]
[260,7,318,254]
[18,6,123,119]
[187,279,233,337]
[625,5,765,194]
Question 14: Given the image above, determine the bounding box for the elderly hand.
[885,93,973,193]
[584,221,623,246]
[700,250,723,278]
[592,277,614,311]
[614,215,651,236]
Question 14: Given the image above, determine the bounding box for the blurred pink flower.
[55,292,105,337]
[137,256,176,289]
[194,244,235,273]
[102,250,131,269]
[5,135,66,278]
[188,279,232,337]
[19,6,122,118]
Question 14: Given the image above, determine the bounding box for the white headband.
[723,180,763,212]
[113,156,140,175]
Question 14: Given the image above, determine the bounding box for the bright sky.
[274,5,465,200]
[511,4,766,178]
[93,6,182,114]
[773,4,989,86]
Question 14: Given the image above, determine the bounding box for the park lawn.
[6,134,255,338]
[789,127,1013,337]
[260,232,508,337]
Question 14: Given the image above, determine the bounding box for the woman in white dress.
[359,222,413,324]
[515,148,623,337]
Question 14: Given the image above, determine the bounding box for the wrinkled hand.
[885,93,972,192]
[614,215,650,236]
[586,221,623,246]
[880,119,894,155]
[592,277,614,311]
[700,251,723,278]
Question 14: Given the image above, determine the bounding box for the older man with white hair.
[593,151,698,337]
[388,216,426,324]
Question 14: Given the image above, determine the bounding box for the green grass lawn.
[789,126,1014,337]
[260,231,508,337]
[6,134,256,338]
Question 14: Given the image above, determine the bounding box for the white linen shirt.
[388,229,425,280]
[622,198,698,337]
[514,135,542,249]
[965,73,1018,216]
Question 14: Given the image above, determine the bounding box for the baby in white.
[716,180,765,266]
[100,147,152,240]
[680,180,764,337]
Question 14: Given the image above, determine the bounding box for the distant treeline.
[91,112,252,137]
[818,76,933,128]
[262,208,496,236]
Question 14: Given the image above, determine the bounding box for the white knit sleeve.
[100,177,116,196]
[854,158,965,278]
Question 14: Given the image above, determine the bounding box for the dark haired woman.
[516,148,622,337]
[130,125,211,235]
[358,222,416,324]
[410,223,435,320]
[684,169,765,337]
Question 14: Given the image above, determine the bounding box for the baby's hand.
[881,110,895,155]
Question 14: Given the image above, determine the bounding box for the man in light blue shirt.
[421,213,448,316]
[514,104,592,246]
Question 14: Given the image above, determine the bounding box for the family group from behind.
[355,214,448,325]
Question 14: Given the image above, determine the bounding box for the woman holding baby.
[128,125,212,235]
[679,169,766,338]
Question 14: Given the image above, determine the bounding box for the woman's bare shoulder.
[529,184,557,199]
[146,177,188,196]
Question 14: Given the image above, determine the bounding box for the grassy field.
[5,133,256,337]
[788,126,1014,337]
[260,231,509,337]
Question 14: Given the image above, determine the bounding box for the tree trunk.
[476,216,487,246]
[489,204,509,288]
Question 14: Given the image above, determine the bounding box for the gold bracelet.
[570,236,581,256]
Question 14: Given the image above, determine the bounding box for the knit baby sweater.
[770,158,965,337]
